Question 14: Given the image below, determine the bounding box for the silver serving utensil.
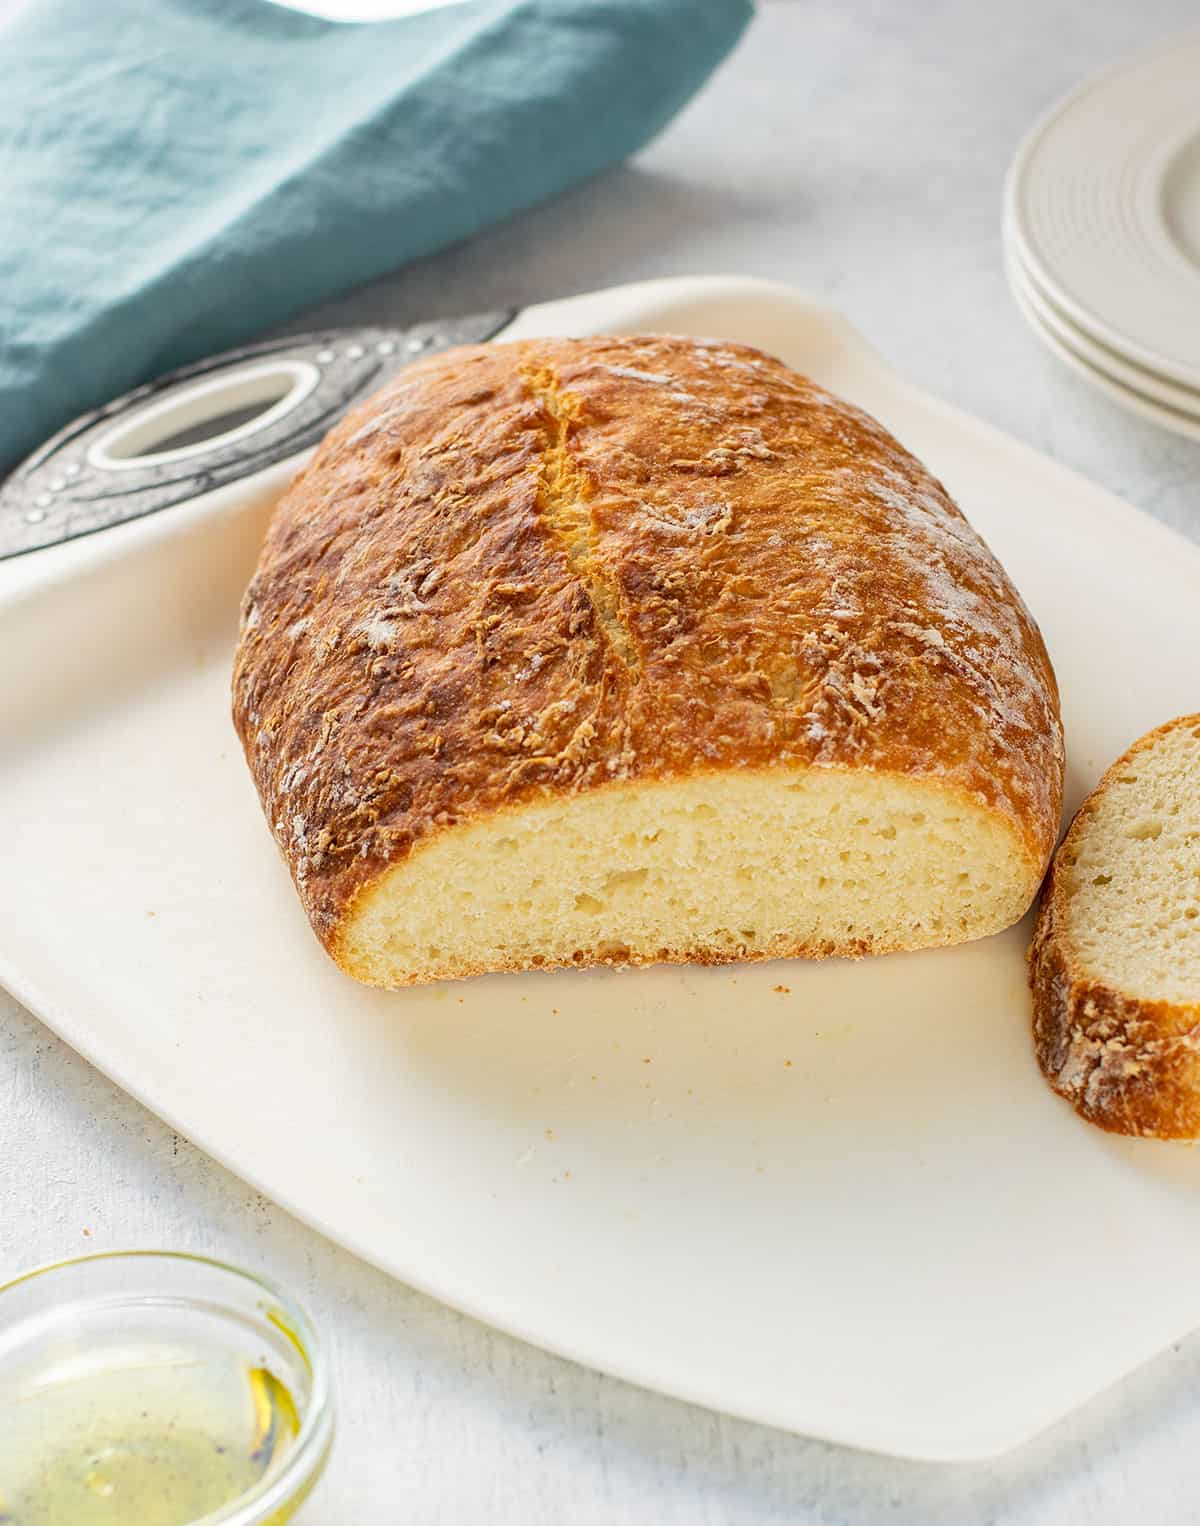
[0,309,516,559]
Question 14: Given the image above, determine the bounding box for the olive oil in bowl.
[1,1345,298,1525]
[0,1254,333,1526]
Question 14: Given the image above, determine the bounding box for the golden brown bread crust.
[231,334,1064,969]
[1030,715,1200,1139]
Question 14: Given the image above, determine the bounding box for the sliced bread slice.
[1030,713,1200,1138]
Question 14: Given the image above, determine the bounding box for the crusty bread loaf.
[232,334,1064,987]
[1030,715,1200,1138]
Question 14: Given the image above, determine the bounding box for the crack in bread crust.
[522,362,641,672]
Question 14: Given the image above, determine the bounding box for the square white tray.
[3,278,1199,1460]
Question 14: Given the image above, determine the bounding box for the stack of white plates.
[1004,34,1200,441]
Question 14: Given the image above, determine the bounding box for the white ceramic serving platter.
[3,278,1200,1462]
[1005,31,1200,391]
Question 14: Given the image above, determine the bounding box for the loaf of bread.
[232,334,1064,987]
[1030,715,1200,1138]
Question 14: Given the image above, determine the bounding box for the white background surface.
[4,2,1200,1521]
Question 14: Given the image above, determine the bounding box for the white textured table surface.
[5,3,1200,1521]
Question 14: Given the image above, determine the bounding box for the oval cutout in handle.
[87,361,320,471]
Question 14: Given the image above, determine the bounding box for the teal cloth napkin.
[0,0,751,473]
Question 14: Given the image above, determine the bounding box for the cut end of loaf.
[336,767,1038,987]
[1031,713,1200,1139]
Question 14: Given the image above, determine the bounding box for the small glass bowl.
[0,1250,334,1525]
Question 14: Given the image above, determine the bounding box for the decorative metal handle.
[0,309,516,559]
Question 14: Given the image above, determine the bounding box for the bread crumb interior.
[341,766,1032,986]
[1055,721,1200,1005]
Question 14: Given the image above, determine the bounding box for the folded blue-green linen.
[0,0,751,471]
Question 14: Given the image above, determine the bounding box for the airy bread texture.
[1030,715,1200,1138]
[232,334,1064,987]
[345,768,1033,984]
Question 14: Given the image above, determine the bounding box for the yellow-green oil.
[0,1343,300,1526]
